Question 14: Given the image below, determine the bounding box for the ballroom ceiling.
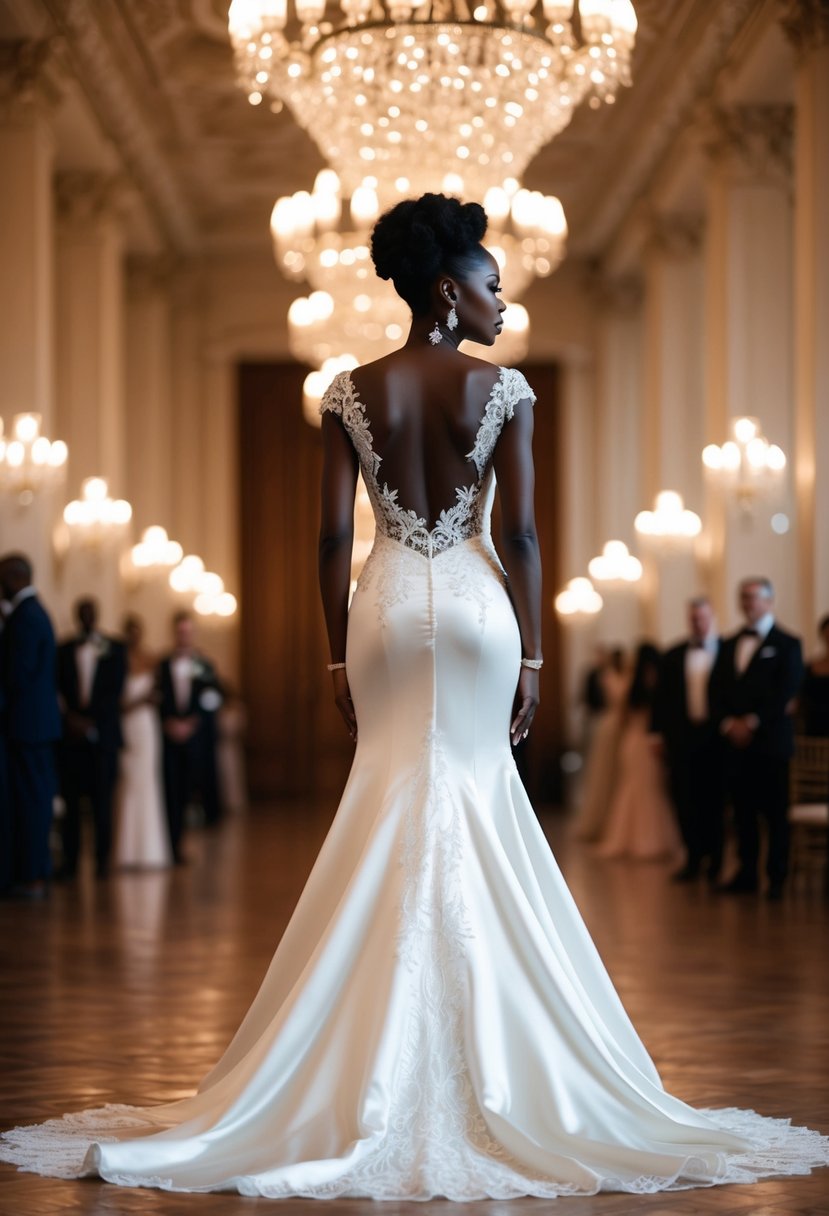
[0,0,789,260]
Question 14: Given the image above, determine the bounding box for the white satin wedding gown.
[2,367,827,1199]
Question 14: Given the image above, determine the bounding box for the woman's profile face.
[454,248,506,346]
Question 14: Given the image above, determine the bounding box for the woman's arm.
[492,397,542,746]
[318,410,360,740]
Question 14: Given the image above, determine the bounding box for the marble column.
[782,2,829,640]
[702,104,797,632]
[54,171,129,630]
[0,42,59,598]
[124,256,174,533]
[591,275,646,648]
[641,213,706,643]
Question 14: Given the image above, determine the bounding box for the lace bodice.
[320,366,535,557]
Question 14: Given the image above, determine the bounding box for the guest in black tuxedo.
[654,597,724,885]
[159,611,224,863]
[0,554,61,898]
[56,598,127,879]
[709,577,804,901]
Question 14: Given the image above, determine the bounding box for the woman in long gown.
[1,194,827,1199]
[597,642,685,863]
[113,616,172,869]
[573,647,629,842]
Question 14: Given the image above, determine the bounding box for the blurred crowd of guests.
[575,576,828,902]
[0,552,246,900]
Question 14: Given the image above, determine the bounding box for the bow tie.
[739,627,759,638]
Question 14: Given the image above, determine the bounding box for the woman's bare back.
[349,350,503,530]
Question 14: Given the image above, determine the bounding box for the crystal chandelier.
[0,413,68,506]
[271,170,567,303]
[228,0,637,199]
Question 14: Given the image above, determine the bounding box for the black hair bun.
[370,193,488,315]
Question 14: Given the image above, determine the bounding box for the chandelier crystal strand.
[229,1,637,196]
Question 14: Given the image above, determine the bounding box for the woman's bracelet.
[520,657,543,670]
[326,661,346,672]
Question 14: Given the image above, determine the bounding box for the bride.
[1,194,827,1200]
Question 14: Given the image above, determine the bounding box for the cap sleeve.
[319,370,350,418]
[501,368,536,420]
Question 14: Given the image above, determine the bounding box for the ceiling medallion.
[229,0,638,198]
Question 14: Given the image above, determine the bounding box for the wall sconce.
[634,490,701,548]
[702,416,786,510]
[587,540,642,586]
[62,477,132,546]
[0,413,68,505]
[130,525,183,571]
[169,554,238,619]
[554,576,603,619]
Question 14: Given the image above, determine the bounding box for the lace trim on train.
[319,367,534,558]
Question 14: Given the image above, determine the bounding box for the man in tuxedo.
[654,597,724,885]
[56,598,126,879]
[0,554,61,898]
[159,611,224,862]
[709,577,804,901]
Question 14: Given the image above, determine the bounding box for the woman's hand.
[511,667,539,747]
[332,668,357,743]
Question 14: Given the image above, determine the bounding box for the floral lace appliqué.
[320,367,535,560]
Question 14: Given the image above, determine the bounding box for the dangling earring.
[446,305,458,331]
[428,320,443,345]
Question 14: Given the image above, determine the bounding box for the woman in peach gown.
[574,648,629,842]
[598,642,684,863]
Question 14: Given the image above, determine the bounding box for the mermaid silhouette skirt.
[2,532,828,1198]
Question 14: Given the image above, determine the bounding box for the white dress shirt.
[684,635,717,722]
[75,635,100,708]
[8,585,37,613]
[171,654,194,714]
[735,612,774,675]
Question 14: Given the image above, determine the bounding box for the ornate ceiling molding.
[0,37,64,120]
[700,103,794,185]
[580,0,761,254]
[645,212,705,259]
[779,0,829,54]
[55,168,134,223]
[41,0,199,254]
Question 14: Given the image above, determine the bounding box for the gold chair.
[788,736,829,886]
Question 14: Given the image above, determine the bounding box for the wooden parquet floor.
[1,804,827,1216]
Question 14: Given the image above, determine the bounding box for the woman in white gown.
[1,194,827,1199]
[113,616,171,869]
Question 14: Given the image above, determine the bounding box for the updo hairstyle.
[370,193,488,317]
